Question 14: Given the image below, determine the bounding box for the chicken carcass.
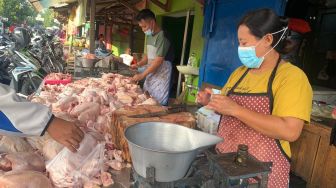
[1,152,45,172]
[0,155,11,171]
[25,135,50,152]
[141,98,158,105]
[0,136,34,153]
[30,96,46,105]
[53,111,77,122]
[0,170,52,188]
[42,139,64,161]
[54,96,78,111]
[70,102,100,117]
[115,92,134,105]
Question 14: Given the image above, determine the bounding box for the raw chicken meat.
[101,171,114,186]
[113,150,123,162]
[70,102,100,117]
[141,98,158,105]
[30,96,46,105]
[26,135,50,151]
[78,106,101,122]
[24,74,160,185]
[24,136,64,161]
[54,96,78,111]
[106,160,123,171]
[42,139,64,161]
[53,111,77,122]
[0,136,34,153]
[115,92,134,104]
[45,73,71,80]
[0,170,52,188]
[83,181,101,188]
[90,175,103,186]
[1,152,45,172]
[0,155,11,171]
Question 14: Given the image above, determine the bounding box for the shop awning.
[29,0,78,12]
[29,0,144,24]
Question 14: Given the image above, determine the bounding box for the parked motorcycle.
[0,49,11,85]
[1,27,48,95]
[29,28,65,73]
[10,50,47,95]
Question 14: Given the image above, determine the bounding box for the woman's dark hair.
[238,8,289,54]
[135,9,156,22]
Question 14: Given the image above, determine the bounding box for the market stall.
[0,72,199,186]
[6,0,335,187]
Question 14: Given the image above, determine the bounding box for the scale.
[130,145,272,188]
[125,122,272,188]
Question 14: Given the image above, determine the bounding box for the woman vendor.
[197,9,312,188]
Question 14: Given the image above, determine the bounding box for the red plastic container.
[44,74,72,85]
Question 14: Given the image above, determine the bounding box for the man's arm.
[0,84,53,136]
[130,54,148,69]
[132,56,164,81]
[0,84,84,152]
[141,56,164,76]
[137,54,148,66]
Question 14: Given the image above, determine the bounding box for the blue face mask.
[144,29,153,36]
[238,46,264,68]
[238,27,288,69]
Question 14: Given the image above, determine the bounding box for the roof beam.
[150,0,171,12]
[118,0,139,13]
[96,1,116,6]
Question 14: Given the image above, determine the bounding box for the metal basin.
[124,122,223,182]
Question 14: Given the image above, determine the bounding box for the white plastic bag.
[119,54,133,66]
[46,132,105,187]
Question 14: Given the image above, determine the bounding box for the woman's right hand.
[196,88,212,106]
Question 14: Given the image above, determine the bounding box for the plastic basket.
[44,76,72,85]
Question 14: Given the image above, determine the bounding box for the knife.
[128,105,188,118]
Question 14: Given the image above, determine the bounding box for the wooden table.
[290,118,336,188]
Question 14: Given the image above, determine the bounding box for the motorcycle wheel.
[20,76,43,95]
[42,56,53,73]
[55,59,65,73]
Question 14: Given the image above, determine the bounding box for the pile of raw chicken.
[0,73,158,188]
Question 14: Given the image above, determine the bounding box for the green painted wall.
[149,0,204,103]
[148,0,204,61]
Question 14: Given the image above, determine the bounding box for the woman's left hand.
[205,95,242,116]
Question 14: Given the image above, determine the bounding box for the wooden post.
[89,0,96,53]
[129,24,134,53]
[176,10,191,98]
[104,12,108,38]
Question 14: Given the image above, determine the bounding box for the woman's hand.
[196,88,212,105]
[206,94,242,116]
[47,117,84,152]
